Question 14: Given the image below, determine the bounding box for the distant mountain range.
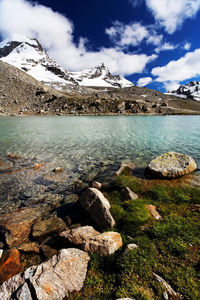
[167,81,200,101]
[0,34,133,90]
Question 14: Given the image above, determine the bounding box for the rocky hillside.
[0,34,133,89]
[168,81,200,101]
[1,60,200,116]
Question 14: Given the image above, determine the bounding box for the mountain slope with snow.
[0,35,133,89]
[168,81,200,101]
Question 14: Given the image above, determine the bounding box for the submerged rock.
[0,248,90,300]
[79,188,115,230]
[147,152,197,178]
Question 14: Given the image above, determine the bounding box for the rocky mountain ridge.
[0,34,133,89]
[168,81,200,101]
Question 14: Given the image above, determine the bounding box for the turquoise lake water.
[0,115,200,180]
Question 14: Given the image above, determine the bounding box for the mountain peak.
[0,35,133,89]
[168,81,200,101]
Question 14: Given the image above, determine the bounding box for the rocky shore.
[0,152,199,299]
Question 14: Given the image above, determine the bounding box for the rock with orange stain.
[146,205,162,220]
[0,248,21,285]
[0,207,42,248]
[7,154,21,159]
[0,248,90,300]
[34,163,44,170]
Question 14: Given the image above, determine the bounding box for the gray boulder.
[147,152,197,178]
[0,248,90,300]
[79,188,115,230]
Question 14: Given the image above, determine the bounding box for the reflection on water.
[0,115,200,179]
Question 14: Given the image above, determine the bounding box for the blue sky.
[0,0,200,92]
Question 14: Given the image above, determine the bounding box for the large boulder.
[82,231,123,255]
[0,207,42,248]
[79,188,115,230]
[146,152,197,178]
[60,226,123,255]
[0,248,90,300]
[60,226,100,244]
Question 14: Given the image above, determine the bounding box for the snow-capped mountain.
[168,81,200,101]
[0,34,133,89]
[0,34,78,87]
[68,63,133,88]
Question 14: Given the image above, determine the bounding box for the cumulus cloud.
[0,0,157,75]
[106,21,163,47]
[137,77,153,86]
[145,0,200,33]
[155,42,178,53]
[164,81,180,92]
[183,42,191,51]
[152,49,200,82]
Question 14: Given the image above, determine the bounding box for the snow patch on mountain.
[0,35,133,89]
[167,81,200,101]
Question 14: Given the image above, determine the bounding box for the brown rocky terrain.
[1,60,200,115]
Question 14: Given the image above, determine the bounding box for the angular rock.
[17,242,40,254]
[0,248,90,300]
[115,161,135,176]
[147,152,197,178]
[60,226,100,245]
[82,231,122,255]
[92,181,102,190]
[32,217,67,242]
[40,244,58,259]
[79,188,115,230]
[125,187,138,200]
[0,248,21,285]
[146,205,162,220]
[0,207,42,248]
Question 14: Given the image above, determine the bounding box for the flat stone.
[32,217,67,242]
[147,152,197,178]
[0,207,42,248]
[0,248,21,285]
[146,205,162,220]
[125,243,138,253]
[60,226,100,245]
[82,231,123,255]
[0,249,90,300]
[79,187,115,230]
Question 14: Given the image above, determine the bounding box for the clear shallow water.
[0,115,200,180]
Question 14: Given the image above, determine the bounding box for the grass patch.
[69,175,200,299]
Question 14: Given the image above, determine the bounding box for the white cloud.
[137,77,153,86]
[106,21,163,47]
[152,49,200,82]
[146,0,200,33]
[129,0,143,8]
[183,42,191,51]
[0,0,157,75]
[155,42,177,53]
[164,81,180,92]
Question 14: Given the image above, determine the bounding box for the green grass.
[69,175,200,299]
